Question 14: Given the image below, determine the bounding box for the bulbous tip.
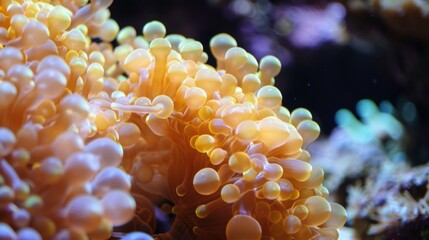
[150,38,172,56]
[291,108,313,127]
[17,228,42,240]
[180,40,203,62]
[0,223,17,240]
[185,87,207,110]
[193,167,220,195]
[256,86,283,109]
[221,184,241,203]
[62,28,87,51]
[321,202,347,229]
[123,48,152,73]
[0,127,16,157]
[259,55,282,77]
[0,81,17,109]
[84,138,123,169]
[228,152,251,173]
[143,20,166,41]
[210,33,237,60]
[283,214,301,234]
[297,119,321,146]
[101,190,136,226]
[302,196,332,227]
[117,26,137,45]
[66,195,104,233]
[60,94,91,122]
[21,20,50,47]
[226,215,261,240]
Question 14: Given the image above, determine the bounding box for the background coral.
[309,98,428,240]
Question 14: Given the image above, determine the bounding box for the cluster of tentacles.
[0,0,346,239]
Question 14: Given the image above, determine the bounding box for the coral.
[0,0,135,239]
[309,99,429,239]
[274,2,348,48]
[343,0,429,41]
[309,99,407,198]
[347,164,429,239]
[0,0,346,239]
[208,0,349,63]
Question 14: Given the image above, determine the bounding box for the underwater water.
[0,0,428,239]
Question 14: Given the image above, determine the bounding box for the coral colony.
[276,2,348,48]
[344,0,429,40]
[309,99,406,195]
[0,0,347,239]
[309,99,429,239]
